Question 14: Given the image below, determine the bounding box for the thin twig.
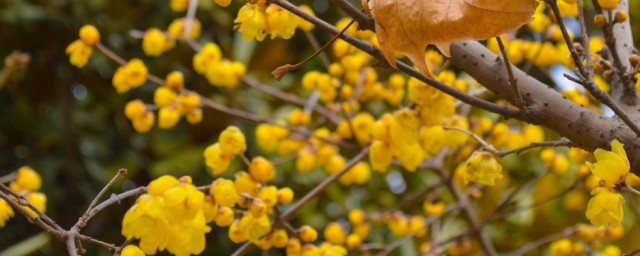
[241,76,340,124]
[623,247,640,256]
[496,139,572,157]
[0,172,16,184]
[75,168,128,230]
[272,19,355,80]
[621,185,640,197]
[496,36,523,108]
[508,227,578,256]
[303,31,331,68]
[77,234,118,252]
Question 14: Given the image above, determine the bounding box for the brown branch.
[330,0,375,31]
[74,168,128,230]
[272,19,355,80]
[240,76,341,124]
[624,247,640,256]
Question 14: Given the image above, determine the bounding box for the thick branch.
[449,41,640,170]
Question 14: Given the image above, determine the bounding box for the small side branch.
[496,36,523,108]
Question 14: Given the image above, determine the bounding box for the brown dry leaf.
[369,0,538,77]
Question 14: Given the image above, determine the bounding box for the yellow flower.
[204,143,233,175]
[24,192,46,217]
[193,43,222,74]
[65,40,93,68]
[249,157,275,183]
[462,151,503,186]
[79,25,100,46]
[296,5,315,31]
[549,238,574,256]
[186,108,203,124]
[147,175,179,196]
[351,112,375,145]
[142,28,167,57]
[205,60,246,89]
[124,100,147,120]
[0,199,14,227]
[176,92,201,115]
[157,107,180,129]
[210,178,239,207]
[120,245,145,256]
[256,124,289,153]
[122,176,211,255]
[170,0,188,12]
[277,187,294,204]
[423,200,445,216]
[296,149,317,173]
[131,112,155,133]
[153,86,177,108]
[324,222,346,245]
[167,18,201,39]
[599,245,622,256]
[235,3,268,41]
[219,126,247,155]
[234,172,260,196]
[112,59,148,94]
[298,225,318,242]
[586,188,624,227]
[287,108,311,127]
[369,140,392,172]
[586,139,629,188]
[597,0,620,10]
[9,166,42,192]
[265,4,297,39]
[270,229,289,248]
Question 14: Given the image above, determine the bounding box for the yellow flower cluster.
[65,25,100,68]
[193,43,246,89]
[540,148,571,174]
[584,140,630,227]
[234,3,298,41]
[201,127,300,249]
[376,211,427,238]
[156,72,203,129]
[122,176,211,255]
[112,59,148,94]
[204,126,247,175]
[124,100,155,133]
[1,167,47,227]
[369,109,468,172]
[486,122,545,150]
[208,175,296,249]
[549,224,624,255]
